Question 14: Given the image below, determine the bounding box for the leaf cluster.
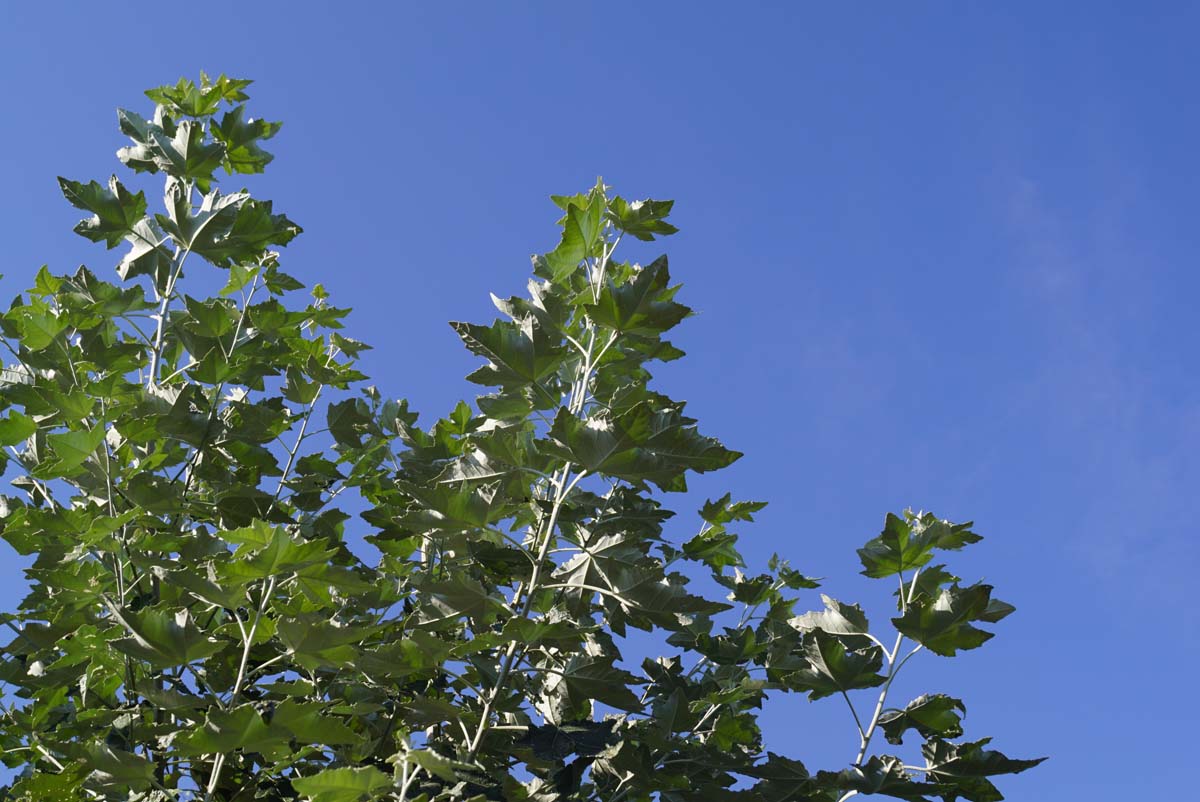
[0,77,1042,802]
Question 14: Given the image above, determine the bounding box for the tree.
[0,75,1042,802]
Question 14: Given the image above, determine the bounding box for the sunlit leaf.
[292,766,391,802]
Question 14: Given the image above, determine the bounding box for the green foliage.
[0,74,1042,802]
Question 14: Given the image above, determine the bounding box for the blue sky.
[2,3,1196,799]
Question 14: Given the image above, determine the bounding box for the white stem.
[204,575,275,798]
[851,569,925,766]
[466,466,588,758]
[147,244,191,388]
[465,214,620,759]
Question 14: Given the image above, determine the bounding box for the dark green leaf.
[516,720,616,760]
[223,526,337,580]
[858,511,981,579]
[537,197,603,283]
[924,738,1046,802]
[700,492,768,525]
[683,524,744,571]
[58,176,147,248]
[109,607,224,669]
[892,584,1011,657]
[545,403,741,492]
[452,316,568,389]
[554,655,643,712]
[176,704,285,757]
[786,631,886,700]
[83,742,156,790]
[816,755,942,801]
[879,694,966,745]
[212,104,281,174]
[584,256,690,335]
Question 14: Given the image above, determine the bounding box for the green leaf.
[858,511,981,579]
[606,196,679,241]
[584,256,690,335]
[156,566,246,609]
[177,700,356,761]
[879,694,966,745]
[59,264,153,315]
[8,766,89,798]
[58,175,147,248]
[32,265,62,296]
[117,217,173,283]
[412,573,506,626]
[270,699,360,747]
[722,570,778,606]
[575,182,607,247]
[292,765,392,802]
[83,742,156,789]
[791,595,871,636]
[157,182,247,253]
[700,492,768,525]
[183,295,236,336]
[816,755,942,800]
[223,526,337,580]
[899,563,961,607]
[515,720,617,760]
[194,197,302,267]
[770,553,822,589]
[394,478,509,531]
[892,583,1011,657]
[109,607,224,669]
[150,119,226,180]
[176,704,285,757]
[328,398,375,448]
[451,316,568,389]
[683,524,744,571]
[277,614,367,669]
[787,631,886,700]
[537,203,593,283]
[44,427,107,471]
[923,738,1046,801]
[220,262,257,295]
[7,306,68,350]
[397,748,460,782]
[115,107,163,173]
[546,403,741,491]
[212,104,281,174]
[219,519,278,549]
[145,74,251,117]
[0,411,37,446]
[554,655,644,712]
[157,182,301,268]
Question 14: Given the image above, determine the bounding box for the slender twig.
[147,246,191,388]
[841,691,866,743]
[538,582,638,607]
[465,466,587,758]
[204,575,275,799]
[464,214,620,760]
[849,568,925,767]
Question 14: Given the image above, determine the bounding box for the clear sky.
[1,3,1195,799]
